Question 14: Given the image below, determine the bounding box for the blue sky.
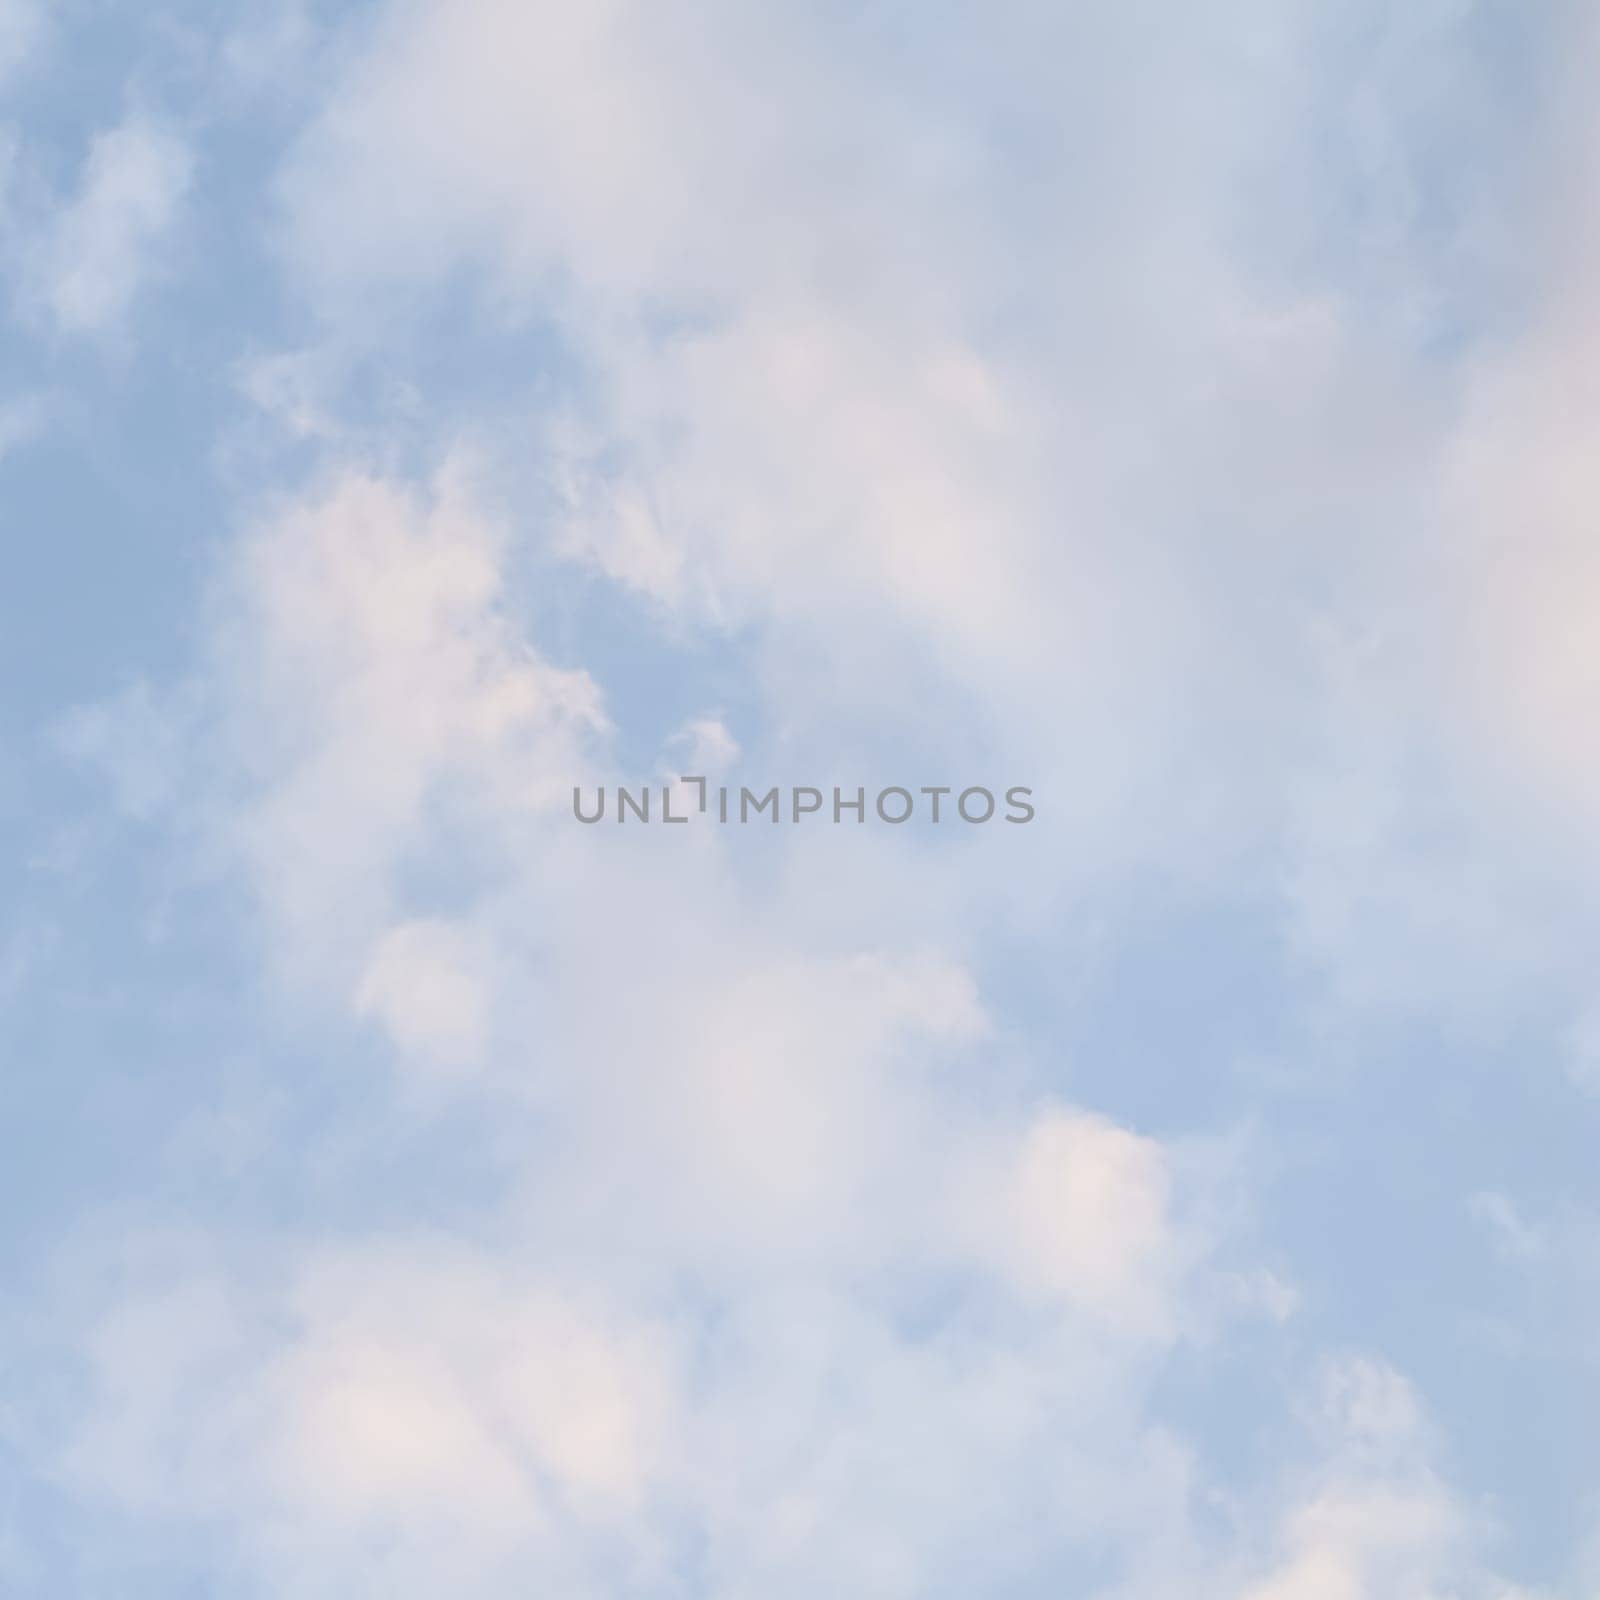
[4,2,1600,1595]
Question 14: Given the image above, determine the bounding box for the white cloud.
[1235,1359,1493,1600]
[236,346,345,441]
[664,715,740,778]
[204,458,607,992]
[266,0,1551,966]
[1268,8,1600,1039]
[40,1229,1534,1599]
[34,1210,1207,1596]
[29,114,192,334]
[270,0,1347,806]
[24,3,1584,1594]
[267,1247,679,1531]
[354,918,492,1074]
[961,1107,1185,1337]
[32,493,1274,1577]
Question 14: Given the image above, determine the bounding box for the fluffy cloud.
[353,918,493,1073]
[272,0,1307,782]
[14,1,1594,1595]
[267,0,1547,942]
[205,460,606,991]
[1235,1360,1501,1600]
[33,445,1287,1590]
[1271,16,1600,1038]
[963,1108,1185,1336]
[39,1230,1530,1598]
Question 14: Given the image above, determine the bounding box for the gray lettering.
[958,786,995,823]
[876,786,914,823]
[741,786,780,823]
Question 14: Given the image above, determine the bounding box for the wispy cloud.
[24,113,192,335]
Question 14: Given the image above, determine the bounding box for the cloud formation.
[24,113,192,334]
[4,2,1598,1596]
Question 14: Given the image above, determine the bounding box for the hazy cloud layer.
[3,3,1598,1596]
